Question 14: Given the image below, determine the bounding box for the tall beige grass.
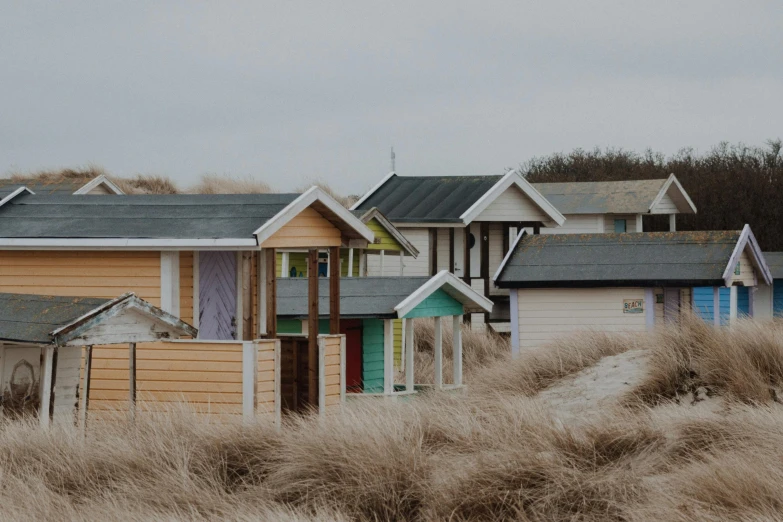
[190,174,274,194]
[2,321,783,520]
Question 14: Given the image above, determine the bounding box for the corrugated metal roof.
[0,178,84,195]
[277,277,433,318]
[763,252,783,279]
[495,231,743,288]
[355,175,502,222]
[0,193,299,239]
[0,293,110,343]
[531,179,668,214]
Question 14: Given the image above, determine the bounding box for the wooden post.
[265,248,277,338]
[129,342,136,421]
[242,252,252,340]
[669,214,676,232]
[329,246,340,335]
[434,316,443,390]
[405,319,415,392]
[281,252,289,277]
[453,315,462,387]
[308,249,319,407]
[449,228,455,272]
[79,345,93,432]
[399,250,404,276]
[480,222,490,324]
[242,341,256,423]
[39,346,55,428]
[347,248,354,277]
[429,228,438,275]
[463,226,471,284]
[730,285,738,325]
[358,249,366,277]
[380,250,385,275]
[713,286,721,326]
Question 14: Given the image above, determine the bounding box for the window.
[614,219,627,233]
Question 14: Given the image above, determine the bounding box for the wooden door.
[198,251,237,340]
[341,319,363,392]
[663,288,680,324]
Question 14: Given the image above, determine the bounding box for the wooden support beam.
[434,316,443,390]
[730,285,738,325]
[449,227,455,273]
[242,252,253,340]
[265,248,277,338]
[713,286,721,327]
[480,222,490,324]
[429,228,438,275]
[399,250,404,276]
[308,249,319,407]
[129,342,136,421]
[463,226,471,284]
[358,248,366,277]
[79,345,93,432]
[329,246,340,335]
[453,315,463,387]
[405,319,415,392]
[347,248,354,277]
[39,346,54,428]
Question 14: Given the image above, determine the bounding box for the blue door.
[693,287,750,325]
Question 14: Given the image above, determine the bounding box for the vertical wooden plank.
[308,249,319,407]
[399,250,404,276]
[340,335,346,408]
[713,286,721,326]
[510,289,519,358]
[645,288,655,329]
[258,250,266,336]
[429,228,438,276]
[449,228,455,272]
[434,316,443,390]
[281,252,289,277]
[192,251,200,331]
[359,248,366,277]
[463,226,471,284]
[384,319,394,394]
[39,347,54,428]
[669,214,677,232]
[730,285,738,325]
[318,337,326,416]
[128,342,136,421]
[235,252,243,340]
[79,345,92,432]
[347,248,354,277]
[242,252,252,340]
[502,223,510,256]
[380,250,385,275]
[405,319,415,392]
[329,246,340,335]
[274,340,281,428]
[453,315,462,387]
[265,249,277,338]
[242,341,256,423]
[480,222,490,324]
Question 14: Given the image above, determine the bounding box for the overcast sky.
[1,1,781,195]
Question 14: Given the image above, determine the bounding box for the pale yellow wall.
[516,287,647,351]
[261,206,342,248]
[257,339,277,417]
[322,336,342,411]
[473,186,549,222]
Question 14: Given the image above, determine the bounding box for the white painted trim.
[713,287,721,326]
[347,249,354,277]
[192,251,200,331]
[509,288,520,358]
[729,285,738,324]
[722,224,773,286]
[318,337,326,415]
[452,315,462,387]
[0,238,258,250]
[389,222,465,228]
[0,186,34,209]
[394,270,493,318]
[40,346,54,428]
[669,214,676,231]
[433,316,443,390]
[235,252,243,340]
[493,229,527,282]
[459,170,566,227]
[72,174,125,195]
[160,251,180,317]
[258,250,267,336]
[645,288,655,329]
[405,319,415,392]
[79,345,91,431]
[596,215,605,233]
[383,319,394,395]
[349,171,396,210]
[254,186,374,245]
[274,340,281,428]
[649,174,698,214]
[281,252,289,278]
[242,341,256,423]
[635,215,644,232]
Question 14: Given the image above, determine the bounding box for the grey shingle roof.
[531,179,668,214]
[763,252,783,279]
[495,231,743,288]
[0,193,299,239]
[0,293,110,343]
[277,277,432,318]
[0,178,84,195]
[355,175,502,222]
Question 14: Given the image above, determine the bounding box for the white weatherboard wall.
[651,192,678,213]
[473,186,549,222]
[436,229,450,272]
[53,346,82,423]
[390,228,429,276]
[515,288,647,351]
[488,223,507,296]
[540,214,603,234]
[730,251,757,287]
[604,214,640,233]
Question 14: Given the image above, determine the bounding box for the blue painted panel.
[773,280,783,317]
[362,319,385,393]
[403,289,464,319]
[692,287,716,323]
[737,287,750,316]
[614,219,626,233]
[694,287,749,324]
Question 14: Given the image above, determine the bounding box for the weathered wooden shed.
[494,226,772,354]
[0,292,195,426]
[276,271,492,401]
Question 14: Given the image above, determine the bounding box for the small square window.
[614,219,627,233]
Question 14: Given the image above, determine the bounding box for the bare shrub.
[119,174,179,194]
[190,174,274,194]
[295,180,352,207]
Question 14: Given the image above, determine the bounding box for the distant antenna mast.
[390,147,396,172]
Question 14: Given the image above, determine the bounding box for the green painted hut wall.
[402,288,465,319]
[365,217,403,252]
[362,318,385,393]
[276,318,330,334]
[276,250,359,277]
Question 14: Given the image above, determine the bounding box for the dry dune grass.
[2,321,783,520]
[190,174,273,194]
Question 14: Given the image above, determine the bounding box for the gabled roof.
[351,207,419,257]
[532,174,697,215]
[0,186,34,209]
[276,272,492,319]
[495,226,769,288]
[0,292,196,345]
[0,174,124,195]
[0,187,373,249]
[762,252,783,279]
[351,171,565,226]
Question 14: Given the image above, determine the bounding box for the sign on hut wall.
[623,299,644,314]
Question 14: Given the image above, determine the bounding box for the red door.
[341,320,363,392]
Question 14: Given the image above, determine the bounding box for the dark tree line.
[521,140,783,251]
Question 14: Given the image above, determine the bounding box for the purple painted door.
[199,251,237,340]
